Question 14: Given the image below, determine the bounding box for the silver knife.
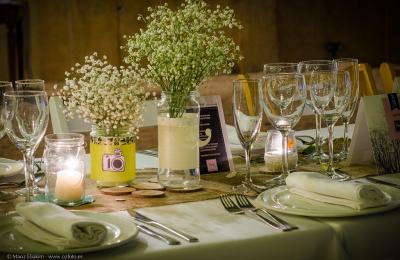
[137,225,180,245]
[128,209,199,242]
[366,177,400,189]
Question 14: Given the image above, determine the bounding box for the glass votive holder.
[43,133,85,206]
[264,130,298,173]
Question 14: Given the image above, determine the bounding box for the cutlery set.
[127,194,297,246]
[128,209,199,245]
[220,194,297,232]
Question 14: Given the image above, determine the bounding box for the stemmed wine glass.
[3,91,49,201]
[260,73,306,184]
[0,81,15,200]
[334,58,359,160]
[310,70,351,180]
[232,79,263,193]
[298,60,334,161]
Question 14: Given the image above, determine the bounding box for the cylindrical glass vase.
[43,133,85,206]
[157,91,200,189]
[90,126,136,187]
[264,130,298,173]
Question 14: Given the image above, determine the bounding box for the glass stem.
[22,149,34,201]
[315,113,321,156]
[244,145,252,185]
[327,123,335,174]
[342,118,349,155]
[281,130,289,176]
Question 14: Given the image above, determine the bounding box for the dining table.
[1,124,400,260]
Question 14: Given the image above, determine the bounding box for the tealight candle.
[44,133,86,206]
[264,130,298,172]
[55,169,84,202]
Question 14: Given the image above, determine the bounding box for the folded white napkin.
[13,202,107,249]
[286,172,391,210]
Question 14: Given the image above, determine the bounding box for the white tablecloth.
[87,199,346,260]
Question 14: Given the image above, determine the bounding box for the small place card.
[347,93,400,174]
[198,96,234,174]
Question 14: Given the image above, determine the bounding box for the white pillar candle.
[55,169,84,201]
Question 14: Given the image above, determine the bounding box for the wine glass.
[298,60,334,162]
[260,73,306,185]
[15,79,45,91]
[0,81,15,200]
[334,58,359,160]
[263,63,299,75]
[232,79,263,193]
[3,91,49,201]
[310,70,351,180]
[0,81,12,139]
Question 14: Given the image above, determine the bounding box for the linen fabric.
[13,202,107,249]
[286,172,390,210]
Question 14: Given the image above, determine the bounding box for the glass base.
[15,186,44,196]
[158,167,200,190]
[50,197,85,207]
[324,168,350,181]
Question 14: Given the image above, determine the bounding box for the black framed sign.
[198,96,234,174]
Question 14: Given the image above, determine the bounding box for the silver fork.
[219,194,283,231]
[235,194,298,231]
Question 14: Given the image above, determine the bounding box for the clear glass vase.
[90,126,136,187]
[157,91,200,189]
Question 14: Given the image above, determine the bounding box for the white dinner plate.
[255,185,400,217]
[0,158,23,178]
[0,211,138,253]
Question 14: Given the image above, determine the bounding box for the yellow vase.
[90,126,136,187]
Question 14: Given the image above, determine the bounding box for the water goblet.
[260,73,306,185]
[298,60,335,162]
[334,58,359,160]
[15,79,45,91]
[3,91,49,201]
[232,79,263,193]
[310,70,351,180]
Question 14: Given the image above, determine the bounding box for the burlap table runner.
[74,155,378,213]
[1,157,379,214]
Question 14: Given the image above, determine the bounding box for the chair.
[359,63,378,96]
[49,96,158,133]
[379,62,400,93]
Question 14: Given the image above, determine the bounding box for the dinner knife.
[137,225,181,245]
[366,177,400,189]
[128,209,199,242]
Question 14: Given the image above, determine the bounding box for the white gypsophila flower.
[54,52,148,136]
[123,0,242,98]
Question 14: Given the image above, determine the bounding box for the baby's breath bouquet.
[55,53,149,137]
[124,0,242,117]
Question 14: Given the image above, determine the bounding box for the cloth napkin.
[13,202,107,249]
[286,172,391,210]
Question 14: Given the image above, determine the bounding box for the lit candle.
[264,130,298,172]
[55,169,84,202]
[264,151,297,172]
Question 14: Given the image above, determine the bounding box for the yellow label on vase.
[90,138,136,184]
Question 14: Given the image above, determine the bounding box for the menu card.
[198,96,234,174]
[347,93,400,174]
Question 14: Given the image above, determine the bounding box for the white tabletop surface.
[78,124,400,260]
